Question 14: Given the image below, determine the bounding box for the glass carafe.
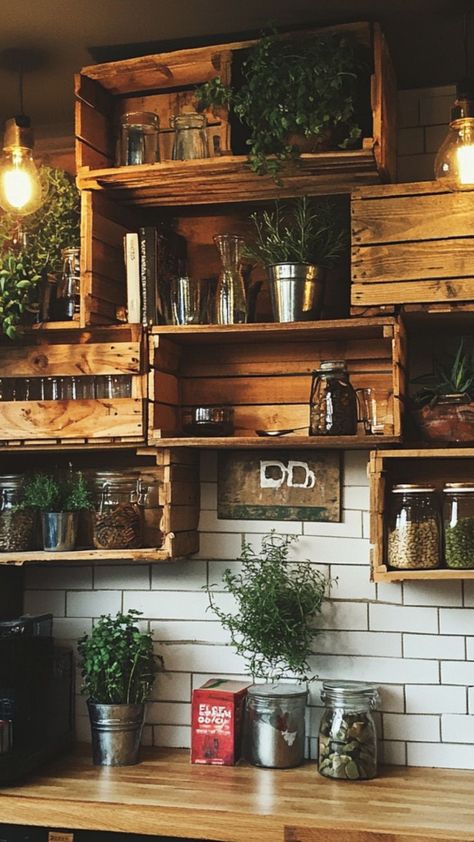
[213,234,247,325]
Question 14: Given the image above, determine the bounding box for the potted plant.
[208,532,329,768]
[244,196,347,322]
[196,29,368,178]
[412,339,474,442]
[0,166,80,338]
[22,471,91,551]
[78,610,160,766]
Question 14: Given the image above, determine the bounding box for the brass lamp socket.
[3,115,34,152]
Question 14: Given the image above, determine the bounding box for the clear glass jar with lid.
[387,484,441,570]
[443,482,474,569]
[309,360,358,436]
[0,475,36,552]
[171,112,209,160]
[92,475,143,550]
[318,680,379,780]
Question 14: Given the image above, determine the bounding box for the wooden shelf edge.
[150,435,401,449]
[150,317,397,343]
[0,547,173,566]
[374,568,474,582]
[369,447,474,458]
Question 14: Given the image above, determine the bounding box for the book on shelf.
[138,225,188,325]
[123,232,141,324]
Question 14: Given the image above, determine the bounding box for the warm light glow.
[435,117,474,191]
[0,147,43,215]
[457,143,474,184]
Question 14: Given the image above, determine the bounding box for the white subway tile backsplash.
[330,565,376,600]
[125,590,209,621]
[403,581,462,607]
[151,620,230,644]
[307,655,439,684]
[200,482,217,510]
[403,634,465,660]
[440,609,474,635]
[397,89,420,128]
[381,740,406,765]
[288,535,370,565]
[442,714,474,743]
[441,661,474,685]
[316,630,401,658]
[378,685,405,713]
[151,560,207,590]
[462,581,474,606]
[376,582,403,605]
[343,451,369,486]
[24,565,93,591]
[24,590,66,617]
[94,565,150,590]
[398,127,424,156]
[343,486,369,510]
[197,532,243,559]
[200,509,302,535]
[150,672,191,703]
[157,643,246,674]
[53,617,93,641]
[303,510,362,538]
[407,742,474,770]
[419,93,453,126]
[468,687,474,713]
[153,724,190,748]
[383,713,440,742]
[67,590,121,618]
[319,601,368,631]
[147,701,191,726]
[199,451,217,482]
[370,604,438,634]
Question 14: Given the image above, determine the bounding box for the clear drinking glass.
[118,112,160,166]
[75,376,95,399]
[43,377,60,400]
[356,387,384,435]
[171,112,209,160]
[60,377,77,400]
[170,276,203,325]
[213,234,247,325]
[94,375,114,399]
[111,376,132,398]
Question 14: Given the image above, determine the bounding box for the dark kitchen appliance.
[0,613,74,784]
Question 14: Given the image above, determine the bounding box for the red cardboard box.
[191,678,252,765]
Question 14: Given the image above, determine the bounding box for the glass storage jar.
[57,247,80,320]
[118,111,160,165]
[171,112,209,160]
[309,360,358,436]
[387,484,441,570]
[319,680,379,780]
[443,482,474,569]
[0,475,36,552]
[93,477,143,549]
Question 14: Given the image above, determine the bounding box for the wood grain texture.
[0,342,140,376]
[0,399,143,441]
[1,747,474,842]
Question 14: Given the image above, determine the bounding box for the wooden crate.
[148,318,405,448]
[351,180,474,310]
[0,325,146,448]
[370,448,474,582]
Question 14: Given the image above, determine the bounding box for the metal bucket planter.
[87,701,145,766]
[41,511,78,552]
[267,263,324,322]
[245,683,307,768]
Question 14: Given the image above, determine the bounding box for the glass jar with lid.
[0,475,36,552]
[443,482,474,569]
[118,111,160,166]
[171,112,209,160]
[387,484,441,570]
[309,360,358,436]
[92,475,143,550]
[318,680,379,780]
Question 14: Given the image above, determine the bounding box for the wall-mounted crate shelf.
[0,325,145,449]
[148,317,405,448]
[351,181,474,313]
[370,448,474,582]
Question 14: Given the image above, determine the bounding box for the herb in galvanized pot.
[21,471,92,552]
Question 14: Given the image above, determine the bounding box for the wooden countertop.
[0,747,473,842]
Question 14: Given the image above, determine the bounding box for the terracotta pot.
[414,395,474,443]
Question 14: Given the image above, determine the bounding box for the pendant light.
[0,49,45,216]
[435,13,474,190]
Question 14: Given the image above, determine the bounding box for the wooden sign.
[217,450,341,522]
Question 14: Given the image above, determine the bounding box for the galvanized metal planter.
[267,263,324,322]
[245,683,307,768]
[41,511,78,552]
[87,701,145,766]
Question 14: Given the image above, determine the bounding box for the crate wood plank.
[0,342,140,377]
[0,548,172,566]
[150,318,397,343]
[352,278,474,305]
[0,399,143,441]
[352,239,474,283]
[149,434,398,449]
[76,99,114,161]
[371,24,397,182]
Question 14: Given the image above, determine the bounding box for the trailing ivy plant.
[196,29,369,177]
[207,533,329,682]
[78,610,161,705]
[0,166,80,338]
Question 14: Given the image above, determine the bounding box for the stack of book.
[124,225,187,326]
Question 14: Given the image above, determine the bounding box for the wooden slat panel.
[371,23,397,182]
[0,399,143,441]
[285,829,460,842]
[352,278,474,305]
[0,342,140,376]
[75,99,114,161]
[352,238,474,283]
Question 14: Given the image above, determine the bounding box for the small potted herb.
[196,29,368,178]
[208,533,329,768]
[244,196,347,322]
[78,610,160,766]
[412,339,474,442]
[22,471,91,552]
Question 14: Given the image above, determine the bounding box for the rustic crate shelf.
[151,434,400,449]
[370,448,474,582]
[0,547,172,567]
[149,317,406,446]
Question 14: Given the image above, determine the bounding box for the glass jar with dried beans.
[387,484,441,570]
[92,478,143,550]
[309,361,358,436]
[443,483,474,569]
[0,475,36,552]
[318,680,379,780]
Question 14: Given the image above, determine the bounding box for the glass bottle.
[118,112,160,166]
[309,360,358,435]
[171,112,209,160]
[443,482,474,569]
[387,484,441,570]
[0,475,36,552]
[57,247,80,320]
[92,477,142,550]
[319,680,379,780]
[213,234,247,325]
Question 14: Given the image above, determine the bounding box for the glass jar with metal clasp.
[309,360,358,436]
[387,484,441,570]
[92,474,143,550]
[319,680,379,780]
[443,482,474,569]
[0,474,36,551]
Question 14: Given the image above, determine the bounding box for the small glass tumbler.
[356,387,384,435]
[60,377,77,400]
[14,379,31,401]
[170,276,203,325]
[118,112,160,166]
[43,377,60,401]
[95,375,114,399]
[75,376,95,399]
[111,376,132,398]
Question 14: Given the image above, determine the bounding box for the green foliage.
[0,166,80,338]
[196,30,368,177]
[244,196,347,267]
[21,471,91,512]
[412,340,474,407]
[78,610,160,704]
[207,533,329,682]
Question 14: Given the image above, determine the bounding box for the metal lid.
[321,680,379,708]
[319,360,346,371]
[247,682,307,699]
[444,482,474,493]
[391,483,436,493]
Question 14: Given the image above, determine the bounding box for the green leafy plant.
[78,610,160,704]
[0,166,80,338]
[196,30,368,177]
[244,196,347,267]
[21,471,91,512]
[412,340,474,408]
[207,533,329,682]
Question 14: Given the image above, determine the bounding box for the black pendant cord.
[18,64,25,117]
